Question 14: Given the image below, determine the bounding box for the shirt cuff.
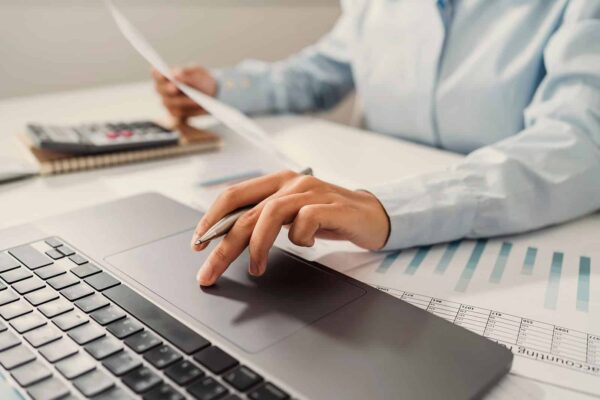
[367,170,480,251]
[212,63,275,115]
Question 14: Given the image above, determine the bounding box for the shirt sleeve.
[212,0,361,115]
[369,2,600,250]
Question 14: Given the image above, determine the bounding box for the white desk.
[0,81,460,230]
[0,82,596,399]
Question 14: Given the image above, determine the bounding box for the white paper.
[106,0,300,169]
[315,214,600,396]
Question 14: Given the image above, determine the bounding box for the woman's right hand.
[152,65,217,122]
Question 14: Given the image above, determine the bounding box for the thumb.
[172,66,215,95]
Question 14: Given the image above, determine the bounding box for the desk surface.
[0,81,460,230]
[0,82,595,400]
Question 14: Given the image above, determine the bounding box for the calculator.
[26,121,179,155]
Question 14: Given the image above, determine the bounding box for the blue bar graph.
[435,240,461,275]
[577,256,591,312]
[405,246,432,275]
[544,252,563,309]
[522,247,537,275]
[455,239,487,292]
[376,251,402,274]
[489,242,512,283]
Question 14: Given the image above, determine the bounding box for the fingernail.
[257,260,267,276]
[249,260,259,276]
[197,264,214,286]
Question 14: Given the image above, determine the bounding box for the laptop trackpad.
[105,229,365,353]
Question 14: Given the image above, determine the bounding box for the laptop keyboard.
[0,238,291,400]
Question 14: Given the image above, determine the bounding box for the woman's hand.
[152,65,217,122]
[192,170,390,286]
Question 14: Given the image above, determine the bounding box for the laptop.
[0,193,512,400]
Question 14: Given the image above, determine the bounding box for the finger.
[174,66,201,85]
[196,212,256,286]
[191,170,297,249]
[155,81,181,97]
[151,68,168,82]
[249,192,331,275]
[162,95,200,109]
[288,204,348,246]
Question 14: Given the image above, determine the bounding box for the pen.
[195,167,313,245]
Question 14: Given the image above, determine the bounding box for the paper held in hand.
[105,0,300,170]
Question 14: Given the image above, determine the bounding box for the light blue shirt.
[215,0,600,250]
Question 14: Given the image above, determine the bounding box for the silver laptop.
[0,193,512,400]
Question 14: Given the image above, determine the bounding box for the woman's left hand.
[192,170,390,286]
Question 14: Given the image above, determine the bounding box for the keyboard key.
[248,383,290,400]
[0,252,20,272]
[0,300,33,320]
[91,305,126,325]
[45,249,64,260]
[0,330,21,351]
[56,352,96,379]
[25,286,59,306]
[85,272,120,291]
[84,336,123,360]
[125,330,161,353]
[222,395,242,400]
[39,337,78,363]
[8,245,52,270]
[93,386,134,400]
[71,263,101,278]
[193,346,238,374]
[0,344,36,369]
[223,366,263,392]
[24,324,62,347]
[35,264,66,280]
[144,383,185,400]
[123,366,162,393]
[68,322,105,345]
[53,310,89,331]
[47,273,79,290]
[73,369,114,397]
[144,344,182,369]
[187,376,228,400]
[104,285,210,354]
[39,298,74,318]
[165,360,204,386]
[10,312,46,333]
[107,317,143,339]
[0,289,18,306]
[1,267,33,283]
[27,376,70,400]
[0,320,6,332]
[69,254,88,265]
[102,349,142,376]
[57,245,75,257]
[75,293,109,313]
[45,238,63,248]
[0,281,5,291]
[61,283,94,301]
[13,277,45,294]
[11,360,52,387]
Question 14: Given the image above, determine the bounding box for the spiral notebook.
[23,123,222,176]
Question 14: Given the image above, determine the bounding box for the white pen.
[195,167,313,245]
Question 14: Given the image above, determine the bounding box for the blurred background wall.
[0,0,354,122]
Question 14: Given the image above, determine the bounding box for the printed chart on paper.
[332,234,600,396]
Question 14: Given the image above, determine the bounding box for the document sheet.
[325,214,600,396]
[106,0,300,170]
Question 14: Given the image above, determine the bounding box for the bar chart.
[374,239,593,313]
